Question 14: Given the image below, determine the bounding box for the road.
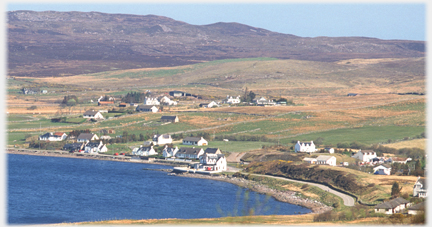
[249,173,356,207]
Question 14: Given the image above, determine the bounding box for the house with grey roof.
[83,110,104,119]
[162,145,179,158]
[84,141,108,153]
[175,147,204,159]
[373,164,392,175]
[160,115,179,123]
[374,197,411,214]
[77,133,99,143]
[63,142,85,152]
[132,145,157,156]
[183,137,208,146]
[204,148,222,155]
[408,202,425,215]
[136,105,159,113]
[413,177,427,198]
[315,155,336,166]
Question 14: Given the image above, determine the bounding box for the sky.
[5,2,427,41]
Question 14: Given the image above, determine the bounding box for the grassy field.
[175,140,276,153]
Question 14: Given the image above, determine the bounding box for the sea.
[7,154,311,224]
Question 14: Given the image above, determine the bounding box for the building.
[136,105,159,113]
[226,95,241,104]
[152,134,173,145]
[303,157,317,164]
[315,155,337,166]
[198,153,227,172]
[254,97,276,106]
[199,101,219,108]
[352,150,377,162]
[84,141,108,153]
[175,147,204,159]
[39,132,67,141]
[347,93,358,97]
[373,164,392,175]
[83,110,104,119]
[413,177,427,198]
[119,103,128,107]
[294,141,316,153]
[132,145,157,156]
[374,197,411,214]
[183,137,208,146]
[162,145,179,158]
[144,97,160,105]
[324,147,335,153]
[204,148,222,155]
[160,115,179,123]
[159,96,177,105]
[77,133,99,143]
[391,157,412,164]
[63,142,85,152]
[169,91,185,97]
[98,101,114,106]
[408,202,425,215]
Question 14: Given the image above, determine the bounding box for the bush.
[27,105,37,110]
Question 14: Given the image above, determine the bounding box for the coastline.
[7,148,331,214]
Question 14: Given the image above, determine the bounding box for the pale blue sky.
[6,3,426,41]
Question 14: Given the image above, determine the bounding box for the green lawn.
[175,140,276,153]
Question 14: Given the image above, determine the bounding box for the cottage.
[132,145,157,156]
[136,105,159,113]
[413,177,427,198]
[144,97,160,105]
[175,147,204,159]
[198,153,227,172]
[63,142,85,152]
[39,132,68,141]
[159,96,177,105]
[352,150,377,162]
[374,197,411,214]
[303,157,317,164]
[160,115,179,123]
[294,141,316,153]
[226,95,241,104]
[169,91,185,97]
[316,155,337,166]
[152,134,173,145]
[77,133,99,143]
[199,101,219,108]
[162,145,179,158]
[183,137,208,146]
[85,141,108,153]
[373,164,392,175]
[83,110,104,119]
[324,147,335,153]
[254,97,276,106]
[408,202,425,215]
[391,157,412,164]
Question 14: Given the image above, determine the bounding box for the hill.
[8,10,425,78]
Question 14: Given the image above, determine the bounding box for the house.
[132,145,157,156]
[162,145,179,158]
[41,90,48,94]
[77,133,99,143]
[84,141,108,153]
[294,141,316,153]
[160,115,179,123]
[97,96,115,102]
[83,110,104,119]
[226,95,241,104]
[63,142,85,152]
[100,135,112,140]
[408,202,425,215]
[316,155,337,166]
[152,134,173,145]
[198,153,227,172]
[183,137,208,146]
[119,103,128,107]
[159,96,177,105]
[22,88,38,95]
[199,101,219,108]
[413,177,427,198]
[175,147,204,159]
[204,148,222,155]
[39,132,68,141]
[374,197,411,214]
[144,97,160,105]
[169,91,185,97]
[352,150,377,162]
[254,97,276,106]
[303,157,317,164]
[324,147,334,153]
[373,164,392,175]
[98,101,114,106]
[136,105,159,113]
[347,93,358,97]
[391,157,412,164]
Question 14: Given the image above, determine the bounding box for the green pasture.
[7,115,36,122]
[174,140,276,153]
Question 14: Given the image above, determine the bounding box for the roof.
[53,132,65,136]
[83,110,99,116]
[40,132,51,138]
[298,141,313,145]
[138,146,153,151]
[303,157,317,161]
[374,164,392,170]
[416,178,426,189]
[63,143,83,148]
[316,155,335,161]
[408,202,425,211]
[77,133,96,140]
[161,116,178,120]
[392,157,410,162]
[177,147,203,155]
[374,197,410,209]
[136,105,157,109]
[183,137,202,142]
[85,142,100,148]
[205,148,220,154]
[360,150,376,154]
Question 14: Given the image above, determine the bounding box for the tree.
[391,181,402,197]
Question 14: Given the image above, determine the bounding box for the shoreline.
[7,148,331,214]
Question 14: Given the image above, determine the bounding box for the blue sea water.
[7,154,311,224]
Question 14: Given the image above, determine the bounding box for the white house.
[226,95,241,104]
[391,157,412,164]
[374,197,411,214]
[373,164,392,175]
[144,96,160,105]
[199,101,219,108]
[152,134,173,145]
[413,177,427,198]
[324,147,335,153]
[77,133,99,143]
[162,145,179,158]
[136,105,159,113]
[183,137,208,146]
[39,132,68,141]
[198,153,227,172]
[84,141,108,153]
[83,110,104,119]
[352,150,377,162]
[254,97,276,106]
[294,141,316,153]
[175,147,204,159]
[159,96,177,105]
[408,202,425,215]
[132,145,157,156]
[315,155,337,166]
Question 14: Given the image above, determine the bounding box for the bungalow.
[39,132,68,141]
[413,177,427,198]
[152,134,173,145]
[136,105,159,113]
[144,97,160,105]
[303,157,317,164]
[160,115,179,123]
[199,101,219,108]
[84,141,108,153]
[374,197,411,214]
[198,153,227,172]
[204,148,222,155]
[162,145,179,158]
[132,145,157,156]
[183,137,208,146]
[175,147,204,159]
[352,150,377,162]
[373,164,392,175]
[226,95,241,104]
[83,110,104,119]
[63,142,85,152]
[294,141,316,153]
[77,133,99,143]
[316,155,337,166]
[408,202,425,215]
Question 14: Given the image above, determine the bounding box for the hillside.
[8,10,425,78]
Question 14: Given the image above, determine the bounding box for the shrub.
[301,184,309,189]
[27,105,37,110]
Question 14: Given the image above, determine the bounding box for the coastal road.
[249,173,355,207]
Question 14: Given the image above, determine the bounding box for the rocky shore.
[175,172,332,214]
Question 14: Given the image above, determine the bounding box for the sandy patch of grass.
[281,184,320,199]
[383,138,426,150]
